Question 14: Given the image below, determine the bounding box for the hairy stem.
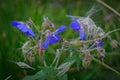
[93,57,120,76]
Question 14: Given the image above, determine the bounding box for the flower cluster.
[11,18,67,62]
[11,15,120,80]
[66,15,106,67]
[11,16,104,64]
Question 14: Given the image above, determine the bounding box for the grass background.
[0,0,120,80]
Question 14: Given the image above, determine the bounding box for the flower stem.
[81,28,120,44]
[92,57,120,76]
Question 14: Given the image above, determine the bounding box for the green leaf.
[23,67,58,80]
[58,74,67,80]
[76,58,81,70]
[42,67,58,80]
[23,70,46,80]
[63,56,75,63]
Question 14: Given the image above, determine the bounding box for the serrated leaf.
[42,67,57,80]
[23,70,46,80]
[63,56,75,63]
[76,58,81,70]
[57,60,75,76]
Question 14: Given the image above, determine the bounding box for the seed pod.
[82,56,92,68]
[29,56,35,66]
[82,50,92,68]
[26,52,35,65]
[97,47,105,61]
[110,40,119,48]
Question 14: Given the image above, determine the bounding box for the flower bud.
[27,52,35,65]
[42,17,49,27]
[84,50,90,56]
[42,17,55,30]
[45,30,51,38]
[26,18,33,26]
[28,56,35,65]
[39,49,44,61]
[70,40,82,47]
[97,47,105,61]
[49,23,55,31]
[82,56,92,68]
[82,51,92,68]
[98,32,104,38]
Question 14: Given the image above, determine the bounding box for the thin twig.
[96,0,120,17]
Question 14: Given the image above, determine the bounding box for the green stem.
[51,55,57,66]
[55,56,60,69]
[43,60,47,67]
[93,57,120,76]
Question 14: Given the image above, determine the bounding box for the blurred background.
[0,0,120,80]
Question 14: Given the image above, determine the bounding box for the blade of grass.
[5,75,12,80]
[97,0,120,17]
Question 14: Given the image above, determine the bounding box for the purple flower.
[54,25,66,34]
[11,21,35,36]
[70,20,86,40]
[95,40,103,47]
[79,29,86,40]
[49,35,61,44]
[42,25,66,50]
[70,20,80,31]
